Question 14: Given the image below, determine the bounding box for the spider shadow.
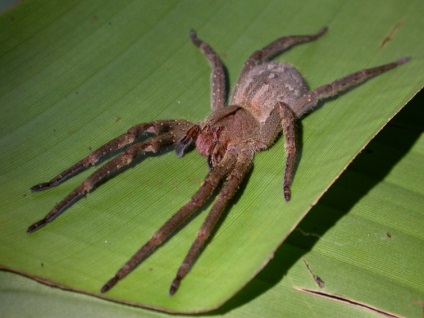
[204,90,423,315]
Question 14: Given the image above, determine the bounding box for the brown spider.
[28,27,409,295]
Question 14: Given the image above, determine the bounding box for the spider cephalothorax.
[28,27,409,295]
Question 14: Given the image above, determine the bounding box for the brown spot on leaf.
[380,19,404,48]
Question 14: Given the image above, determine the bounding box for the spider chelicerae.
[28,27,409,295]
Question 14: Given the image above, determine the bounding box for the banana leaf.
[0,0,423,315]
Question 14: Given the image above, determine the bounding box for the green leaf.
[0,0,423,315]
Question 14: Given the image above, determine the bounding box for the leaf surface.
[0,0,423,314]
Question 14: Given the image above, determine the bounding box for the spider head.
[197,107,261,169]
[196,125,226,169]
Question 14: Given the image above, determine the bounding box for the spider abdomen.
[231,62,308,123]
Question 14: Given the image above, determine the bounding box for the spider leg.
[292,57,411,117]
[27,132,184,233]
[31,120,194,191]
[278,102,297,202]
[190,29,226,111]
[100,151,238,293]
[254,104,297,201]
[169,148,253,295]
[238,27,327,78]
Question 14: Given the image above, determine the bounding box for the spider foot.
[101,276,119,293]
[27,219,48,233]
[397,56,411,65]
[30,182,53,192]
[316,26,328,37]
[284,185,291,202]
[189,29,200,46]
[169,276,181,296]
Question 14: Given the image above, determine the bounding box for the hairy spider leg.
[30,120,194,192]
[190,29,226,111]
[274,57,410,201]
[170,147,253,295]
[101,151,238,293]
[278,102,298,201]
[28,133,175,233]
[275,56,411,201]
[27,122,195,233]
[234,26,328,90]
[292,57,411,117]
[228,26,327,201]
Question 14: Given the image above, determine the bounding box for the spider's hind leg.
[292,57,410,117]
[100,149,240,294]
[239,27,327,78]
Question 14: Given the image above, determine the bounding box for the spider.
[28,27,409,295]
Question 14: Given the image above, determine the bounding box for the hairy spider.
[28,27,409,295]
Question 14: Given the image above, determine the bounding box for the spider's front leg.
[31,120,194,192]
[236,27,327,81]
[170,147,254,294]
[100,149,243,294]
[27,120,196,233]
